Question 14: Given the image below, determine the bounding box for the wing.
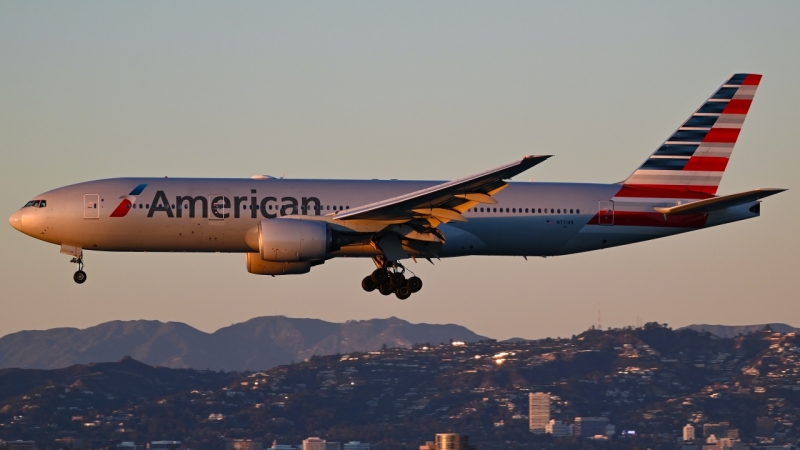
[653,188,786,215]
[334,155,551,224]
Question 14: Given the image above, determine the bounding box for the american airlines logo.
[109,184,148,217]
[126,190,323,219]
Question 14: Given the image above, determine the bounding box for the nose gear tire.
[73,270,87,284]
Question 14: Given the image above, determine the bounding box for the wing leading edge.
[333,155,551,224]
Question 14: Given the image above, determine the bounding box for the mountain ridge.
[0,316,486,371]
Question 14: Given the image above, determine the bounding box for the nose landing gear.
[361,263,422,300]
[70,257,87,284]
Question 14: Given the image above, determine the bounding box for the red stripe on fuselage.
[110,199,132,217]
[683,156,729,172]
[615,185,715,199]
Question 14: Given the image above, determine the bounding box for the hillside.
[681,323,799,338]
[0,316,486,371]
[0,324,798,449]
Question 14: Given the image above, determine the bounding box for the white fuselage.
[9,177,759,259]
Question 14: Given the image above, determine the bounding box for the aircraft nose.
[9,210,22,232]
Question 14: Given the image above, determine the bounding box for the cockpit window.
[39,200,46,207]
[24,201,36,207]
[31,200,40,207]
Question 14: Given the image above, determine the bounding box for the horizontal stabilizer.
[653,188,786,215]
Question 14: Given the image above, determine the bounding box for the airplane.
[8,74,785,299]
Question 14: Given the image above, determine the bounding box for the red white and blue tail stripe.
[622,73,761,196]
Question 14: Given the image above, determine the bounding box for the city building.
[755,417,775,437]
[325,443,341,450]
[226,439,263,450]
[574,417,609,437]
[149,442,182,450]
[434,433,471,450]
[268,442,297,450]
[528,392,550,433]
[303,438,326,450]
[704,423,729,439]
[545,419,573,437]
[684,424,696,442]
[342,443,370,450]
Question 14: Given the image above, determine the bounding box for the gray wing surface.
[334,155,551,224]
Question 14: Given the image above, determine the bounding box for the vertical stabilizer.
[623,74,761,195]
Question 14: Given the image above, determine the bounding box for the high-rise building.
[434,434,471,450]
[574,417,609,437]
[303,438,326,450]
[343,442,370,450]
[684,424,696,442]
[528,392,550,433]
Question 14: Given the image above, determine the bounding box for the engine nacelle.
[258,218,339,262]
[245,252,319,275]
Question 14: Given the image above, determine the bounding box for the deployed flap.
[653,188,786,215]
[334,155,550,222]
[376,233,409,261]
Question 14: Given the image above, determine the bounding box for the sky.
[1,2,799,341]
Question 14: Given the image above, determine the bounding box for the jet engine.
[245,252,322,275]
[257,218,340,262]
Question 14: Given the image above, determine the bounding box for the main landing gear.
[361,263,422,300]
[70,257,87,284]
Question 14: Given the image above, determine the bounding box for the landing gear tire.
[389,272,406,289]
[407,276,422,293]
[371,268,389,284]
[361,276,378,292]
[395,285,412,300]
[70,257,86,284]
[73,270,87,284]
[378,282,395,296]
[362,276,378,292]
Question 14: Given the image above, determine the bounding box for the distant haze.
[0,316,486,371]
